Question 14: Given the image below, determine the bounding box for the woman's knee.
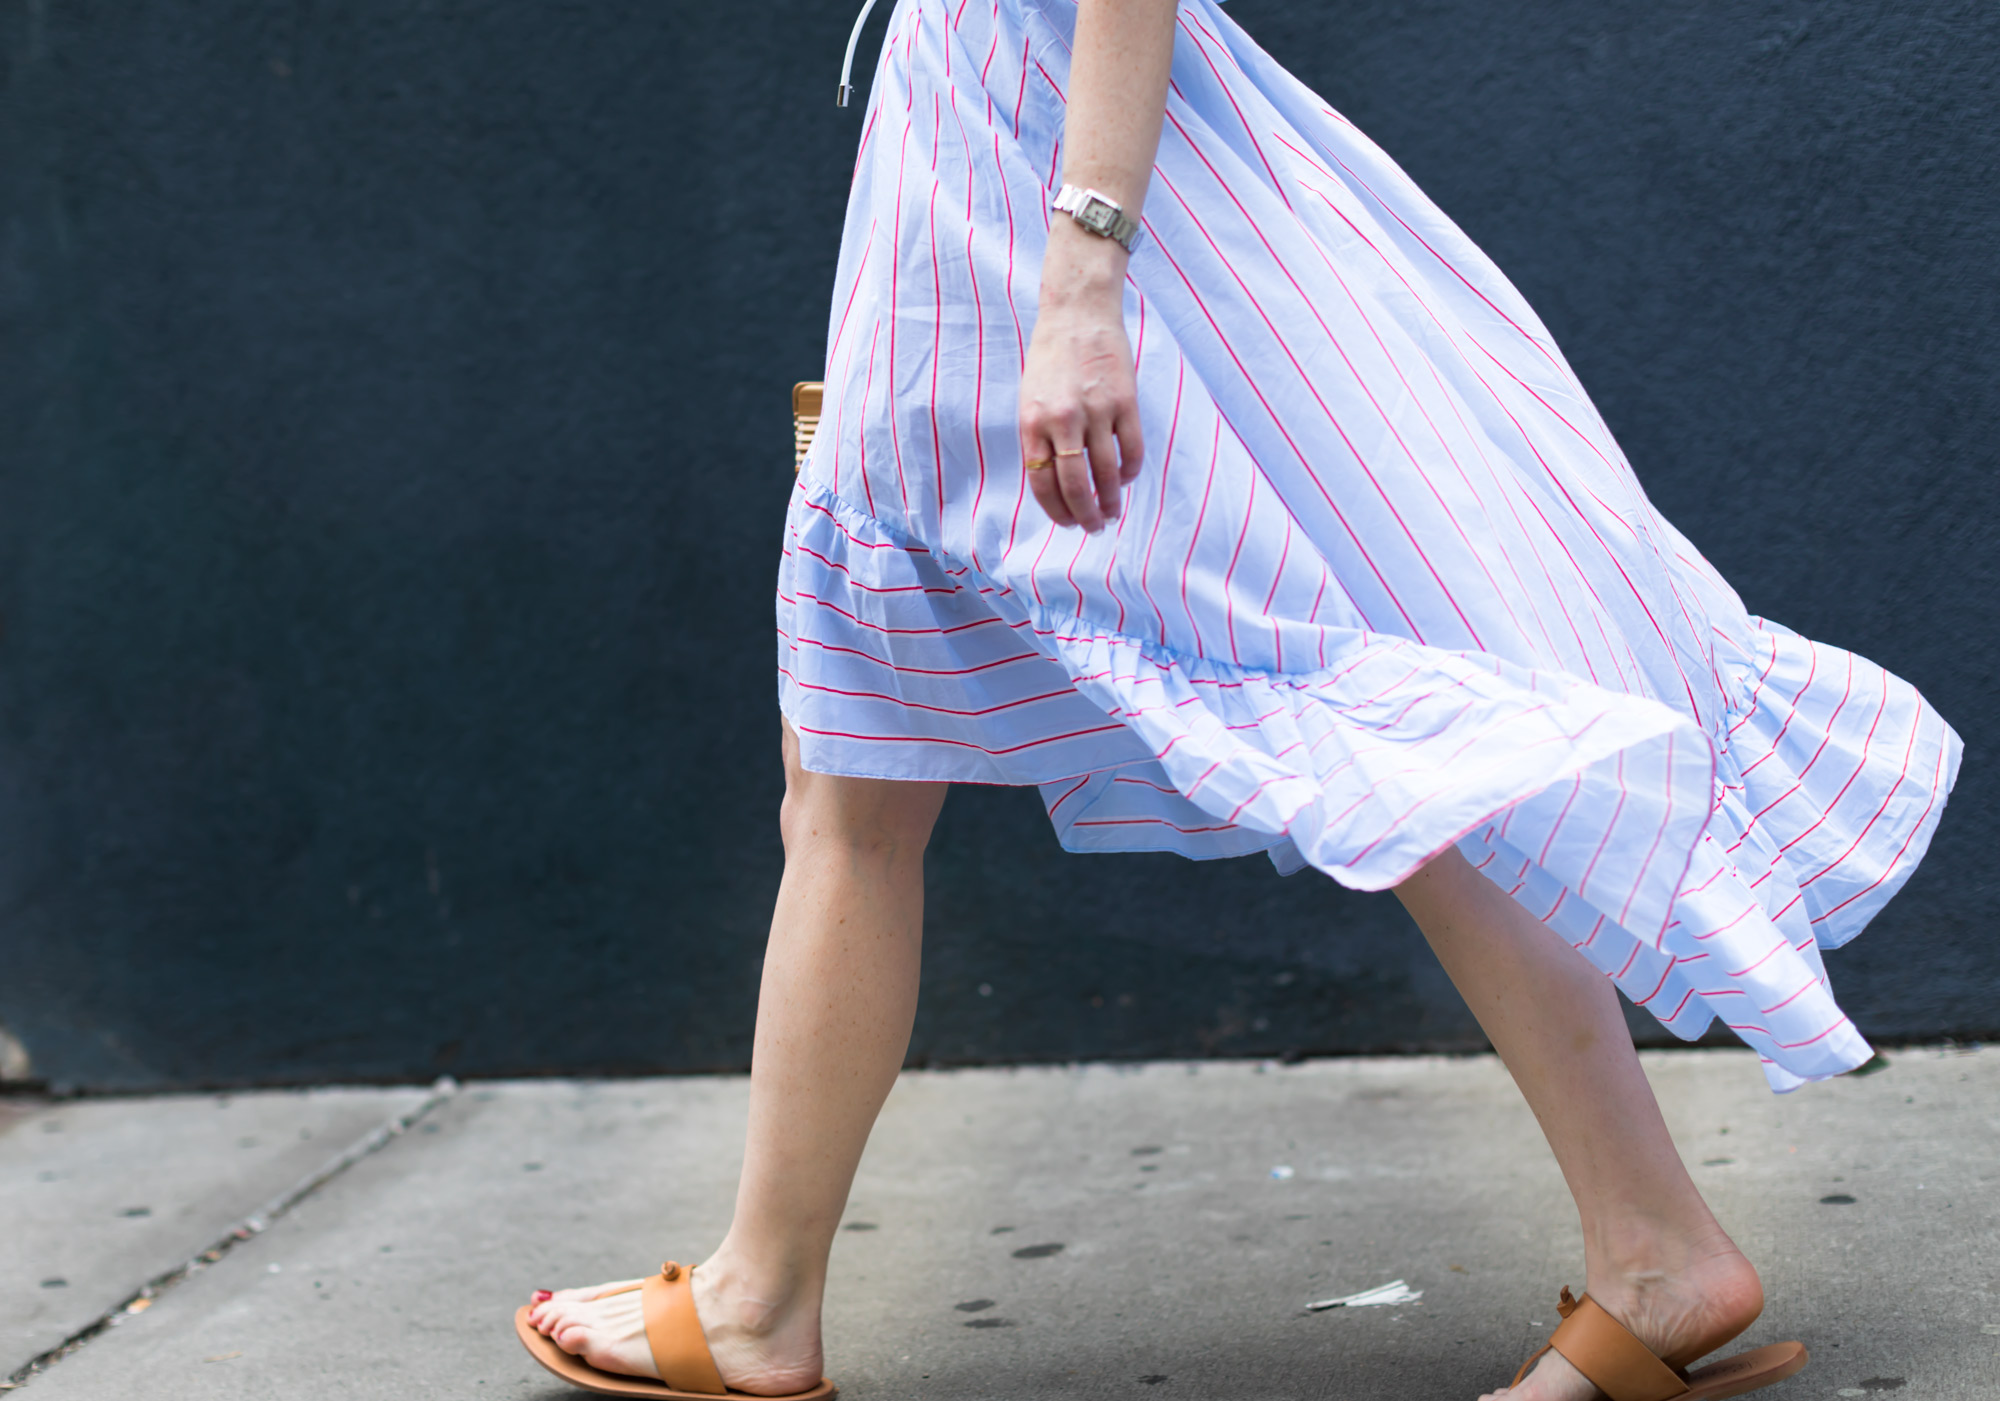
[777,721,946,858]
[1390,844,1472,908]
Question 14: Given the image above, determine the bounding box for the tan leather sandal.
[1511,1288,1806,1401]
[514,1261,837,1400]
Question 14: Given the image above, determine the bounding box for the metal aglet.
[837,0,882,112]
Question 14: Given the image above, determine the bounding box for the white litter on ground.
[1306,1279,1424,1311]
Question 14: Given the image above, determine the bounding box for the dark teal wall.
[1,1,1992,1090]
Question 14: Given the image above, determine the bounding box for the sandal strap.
[641,1262,728,1396]
[1511,1342,1556,1389]
[1546,1290,1691,1401]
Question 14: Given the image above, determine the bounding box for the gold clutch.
[792,382,823,472]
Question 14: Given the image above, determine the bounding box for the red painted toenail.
[531,1290,552,1304]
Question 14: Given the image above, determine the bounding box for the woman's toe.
[575,1277,643,1302]
[540,1300,584,1336]
[555,1322,591,1356]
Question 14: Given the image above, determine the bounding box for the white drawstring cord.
[837,0,884,106]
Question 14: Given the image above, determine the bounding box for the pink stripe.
[1659,986,1699,1024]
[1309,574,1329,667]
[1725,633,1783,737]
[1798,699,1923,890]
[925,106,946,520]
[1772,1017,1852,1053]
[1101,297,1148,635]
[1220,469,1257,664]
[852,323,886,516]
[1011,35,1029,136]
[1633,960,1678,1008]
[1740,657,1860,829]
[1777,669,1891,859]
[1138,360,1189,646]
[782,669,1080,719]
[1171,10,1293,211]
[825,229,877,384]
[1155,152,1480,643]
[791,545,957,595]
[796,589,1010,640]
[1758,978,1820,1017]
[1046,773,1091,818]
[1576,750,1628,904]
[1690,903,1758,943]
[1073,816,1241,835]
[1468,335,1691,713]
[797,720,1126,757]
[1580,913,1608,949]
[1283,190,1541,653]
[978,0,1000,84]
[1114,774,1183,795]
[1262,516,1294,672]
[1161,115,1489,647]
[1224,774,1290,825]
[1740,644,1820,776]
[995,131,1031,557]
[788,634,1043,679]
[1316,145,1574,386]
[1541,886,1567,924]
[1814,738,1949,924]
[1278,163,1602,679]
[796,495,917,552]
[1536,774,1585,867]
[886,121,913,515]
[1177,417,1223,655]
[1145,209,1408,636]
[944,91,992,570]
[1725,939,1786,980]
[1618,731,1687,937]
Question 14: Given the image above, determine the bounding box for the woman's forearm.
[1039,0,1177,311]
[1017,0,1177,532]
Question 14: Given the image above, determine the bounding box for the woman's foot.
[1484,1238,1765,1401]
[526,1254,825,1397]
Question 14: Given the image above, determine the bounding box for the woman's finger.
[1115,409,1145,484]
[1021,428,1075,527]
[1087,419,1123,523]
[1054,441,1102,531]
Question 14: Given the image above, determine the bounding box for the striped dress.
[776,0,1962,1090]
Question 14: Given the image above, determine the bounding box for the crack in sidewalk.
[3,1077,459,1391]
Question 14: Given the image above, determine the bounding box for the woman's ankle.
[1577,1224,1764,1365]
[695,1245,823,1338]
[693,1246,827,1395]
[1580,1196,1739,1273]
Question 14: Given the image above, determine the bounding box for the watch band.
[1052,184,1141,252]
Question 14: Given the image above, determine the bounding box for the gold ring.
[1054,448,1086,458]
[1024,458,1055,472]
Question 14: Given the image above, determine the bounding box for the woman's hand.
[1019,224,1145,533]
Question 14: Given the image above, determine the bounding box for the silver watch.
[1052,184,1141,252]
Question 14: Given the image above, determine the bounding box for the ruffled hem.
[778,475,1961,1090]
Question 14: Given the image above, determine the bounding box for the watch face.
[1080,199,1115,233]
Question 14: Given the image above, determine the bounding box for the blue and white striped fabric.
[776,0,1962,1090]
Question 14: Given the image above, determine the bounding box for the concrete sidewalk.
[4,1048,1996,1399]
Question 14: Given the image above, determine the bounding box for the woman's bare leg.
[531,722,946,1394]
[1395,848,1765,1401]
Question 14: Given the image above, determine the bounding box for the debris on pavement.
[1307,1279,1424,1310]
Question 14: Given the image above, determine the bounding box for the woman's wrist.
[1039,218,1130,312]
